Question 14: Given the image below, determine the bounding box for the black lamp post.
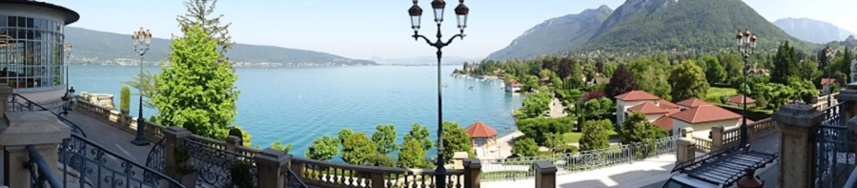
[131,27,152,146]
[408,0,469,187]
[60,42,74,115]
[735,29,757,147]
[822,46,836,107]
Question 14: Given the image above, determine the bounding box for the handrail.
[9,93,87,137]
[27,145,62,187]
[62,133,184,187]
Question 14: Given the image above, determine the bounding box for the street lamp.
[408,0,469,187]
[735,29,757,147]
[131,27,152,146]
[61,42,73,115]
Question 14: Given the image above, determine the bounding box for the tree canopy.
[669,61,710,101]
[404,123,433,151]
[399,139,430,168]
[605,64,636,99]
[511,137,539,157]
[371,124,398,154]
[441,122,473,164]
[580,120,611,151]
[304,135,339,161]
[341,132,376,165]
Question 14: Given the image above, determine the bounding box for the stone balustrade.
[74,96,168,141]
[688,118,776,154]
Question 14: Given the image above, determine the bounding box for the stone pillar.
[463,159,481,188]
[710,126,724,152]
[676,138,696,164]
[836,84,857,124]
[681,127,694,139]
[453,151,468,169]
[226,135,240,160]
[534,161,556,188]
[0,111,71,188]
[163,126,191,179]
[772,104,824,188]
[255,148,290,188]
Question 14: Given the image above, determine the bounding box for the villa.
[505,80,522,92]
[726,94,756,107]
[616,90,748,137]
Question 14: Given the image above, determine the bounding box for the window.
[0,15,65,89]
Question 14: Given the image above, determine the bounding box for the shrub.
[120,86,131,112]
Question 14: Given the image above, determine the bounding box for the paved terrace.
[64,110,154,165]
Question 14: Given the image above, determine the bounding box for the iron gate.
[815,104,856,187]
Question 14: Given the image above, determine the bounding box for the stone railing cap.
[226,135,241,143]
[0,111,70,146]
[772,104,824,128]
[677,138,695,145]
[836,89,857,102]
[256,148,290,164]
[534,161,557,173]
[163,126,191,137]
[463,158,481,168]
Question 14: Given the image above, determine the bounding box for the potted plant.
[119,86,131,114]
[168,146,198,187]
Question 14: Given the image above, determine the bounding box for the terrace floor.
[64,110,154,165]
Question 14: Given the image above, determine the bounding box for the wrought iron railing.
[814,102,854,187]
[183,137,258,187]
[28,145,62,187]
[290,157,465,188]
[59,133,184,188]
[283,164,309,188]
[480,135,678,181]
[145,138,166,184]
[9,93,87,137]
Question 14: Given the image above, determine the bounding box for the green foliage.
[305,135,339,161]
[701,55,727,84]
[270,141,292,153]
[544,133,564,154]
[518,92,553,119]
[371,124,398,154]
[517,117,575,145]
[629,58,672,100]
[511,137,539,157]
[404,123,433,151]
[441,122,473,164]
[621,112,656,144]
[119,86,130,111]
[167,145,196,177]
[229,161,254,188]
[153,25,239,139]
[771,41,800,85]
[580,120,611,151]
[341,132,375,164]
[605,64,636,99]
[670,61,710,101]
[122,70,157,108]
[177,0,234,54]
[229,126,252,146]
[365,153,397,167]
[398,139,430,168]
[337,128,354,145]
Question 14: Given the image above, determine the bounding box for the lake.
[69,65,523,157]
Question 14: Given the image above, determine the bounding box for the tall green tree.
[177,0,233,54]
[305,136,339,161]
[371,124,398,154]
[153,25,239,139]
[519,92,552,119]
[511,137,538,157]
[544,133,564,154]
[621,112,654,144]
[669,61,710,101]
[441,122,472,164]
[605,64,636,99]
[398,139,429,168]
[701,55,727,84]
[404,123,433,151]
[630,58,672,100]
[770,41,799,84]
[580,120,610,151]
[341,132,376,164]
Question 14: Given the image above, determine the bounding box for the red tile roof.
[627,103,669,114]
[658,99,680,109]
[676,98,712,108]
[822,78,838,86]
[615,90,660,101]
[671,105,741,124]
[652,116,673,131]
[466,121,498,138]
[727,94,756,105]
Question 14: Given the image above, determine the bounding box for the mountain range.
[487,0,816,60]
[65,27,376,67]
[773,18,856,44]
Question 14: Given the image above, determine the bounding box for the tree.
[153,25,239,139]
[770,41,799,84]
[337,128,354,144]
[669,61,710,101]
[305,136,339,161]
[177,0,234,54]
[270,141,293,153]
[404,123,433,151]
[621,112,654,144]
[399,139,429,168]
[635,66,672,101]
[544,133,564,154]
[365,153,397,167]
[519,92,552,119]
[341,132,376,164]
[441,122,472,164]
[123,70,158,108]
[511,137,538,157]
[580,120,610,151]
[702,55,727,84]
[517,117,575,145]
[371,124,398,154]
[605,64,636,99]
[119,86,130,112]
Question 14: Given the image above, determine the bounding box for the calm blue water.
[69,65,523,157]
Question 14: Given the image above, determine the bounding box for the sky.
[41,0,857,60]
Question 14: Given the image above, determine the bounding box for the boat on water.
[468,86,474,90]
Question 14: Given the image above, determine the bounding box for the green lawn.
[562,129,620,143]
[705,87,738,104]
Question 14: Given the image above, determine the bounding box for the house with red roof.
[505,80,523,93]
[615,90,672,126]
[465,121,498,148]
[726,94,756,107]
[670,105,751,138]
